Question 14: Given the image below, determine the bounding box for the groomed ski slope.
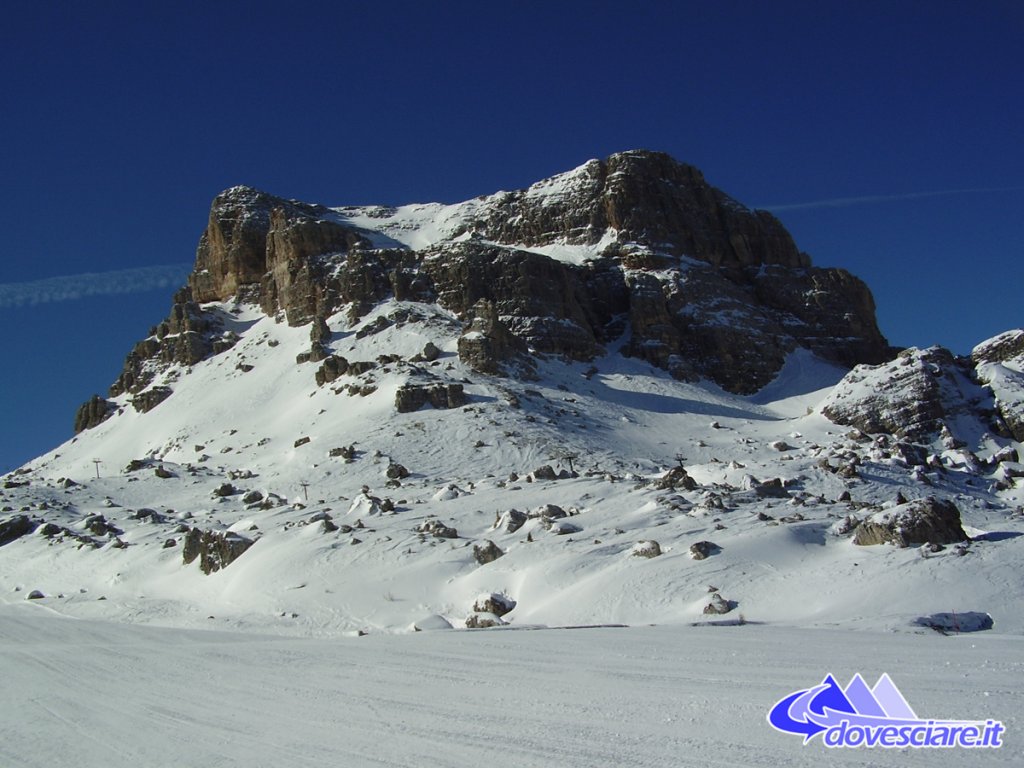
[1,604,1019,767]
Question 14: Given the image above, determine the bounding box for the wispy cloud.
[759,186,1024,212]
[0,264,192,309]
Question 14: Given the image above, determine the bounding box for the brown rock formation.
[853,497,968,547]
[74,395,115,433]
[822,347,988,443]
[75,150,899,431]
[461,151,808,268]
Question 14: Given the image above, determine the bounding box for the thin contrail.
[0,264,192,309]
[759,186,1024,212]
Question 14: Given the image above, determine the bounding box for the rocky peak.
[462,150,808,269]
[190,185,369,323]
[75,151,898,429]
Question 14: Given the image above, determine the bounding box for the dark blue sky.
[2,1,1022,473]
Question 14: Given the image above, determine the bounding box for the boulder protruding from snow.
[465,612,507,628]
[689,541,720,560]
[913,611,993,633]
[0,515,36,547]
[703,593,735,615]
[395,382,465,413]
[493,509,527,534]
[530,465,558,481]
[853,497,968,548]
[654,466,697,491]
[182,528,256,574]
[416,518,458,539]
[473,540,504,564]
[386,463,409,480]
[472,593,516,616]
[631,540,662,558]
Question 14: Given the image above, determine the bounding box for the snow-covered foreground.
[1,603,1018,767]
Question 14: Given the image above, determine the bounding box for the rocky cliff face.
[190,186,371,325]
[460,151,808,269]
[973,330,1024,441]
[821,336,1024,447]
[77,150,895,427]
[821,347,987,443]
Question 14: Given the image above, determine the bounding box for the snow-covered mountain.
[2,151,1022,640]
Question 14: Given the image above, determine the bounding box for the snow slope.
[2,298,1022,639]
[2,292,1022,765]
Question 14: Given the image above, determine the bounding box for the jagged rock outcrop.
[0,515,35,546]
[109,287,220,397]
[315,355,349,386]
[74,395,115,433]
[456,299,534,376]
[425,245,609,363]
[973,329,1024,366]
[821,347,989,443]
[460,151,807,267]
[131,386,173,414]
[190,186,368,324]
[182,528,255,574]
[973,330,1024,441]
[853,497,968,547]
[395,382,465,413]
[186,152,889,393]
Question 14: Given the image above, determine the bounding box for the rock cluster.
[110,287,226,397]
[315,355,349,386]
[395,382,466,413]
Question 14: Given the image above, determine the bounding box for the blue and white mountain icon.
[768,673,917,741]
